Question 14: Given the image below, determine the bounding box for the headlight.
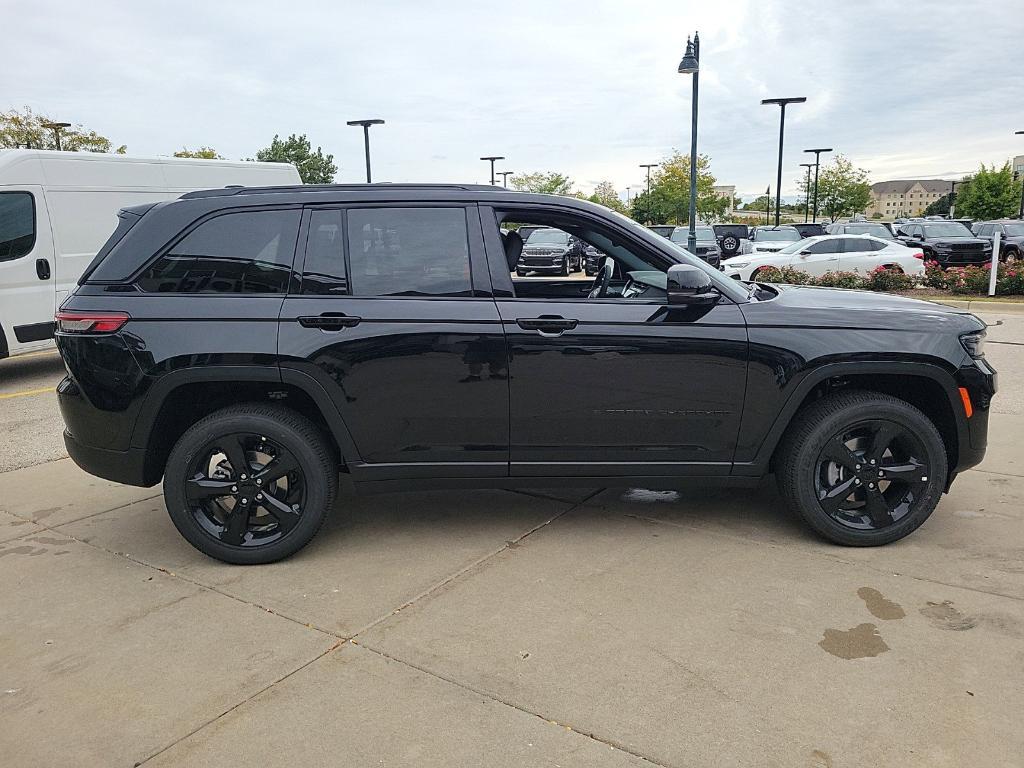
[960,330,986,358]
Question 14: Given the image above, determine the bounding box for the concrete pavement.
[1,315,1022,767]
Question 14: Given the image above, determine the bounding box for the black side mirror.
[667,264,718,306]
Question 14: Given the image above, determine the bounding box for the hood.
[927,237,989,247]
[524,242,569,252]
[745,284,985,334]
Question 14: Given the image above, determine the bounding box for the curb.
[929,299,1024,315]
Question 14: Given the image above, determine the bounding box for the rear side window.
[347,207,471,297]
[301,209,347,294]
[137,209,299,294]
[0,192,36,262]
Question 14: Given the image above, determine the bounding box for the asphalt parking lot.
[2,309,1023,767]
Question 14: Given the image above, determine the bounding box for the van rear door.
[0,186,55,357]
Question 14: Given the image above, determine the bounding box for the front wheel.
[776,391,946,546]
[560,257,570,276]
[163,404,337,564]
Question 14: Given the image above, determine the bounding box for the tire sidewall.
[164,411,333,564]
[787,399,946,545]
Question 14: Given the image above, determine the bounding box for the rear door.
[0,187,55,356]
[789,238,840,275]
[278,203,509,481]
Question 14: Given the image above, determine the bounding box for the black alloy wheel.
[184,432,305,548]
[813,420,930,531]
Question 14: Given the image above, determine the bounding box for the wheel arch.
[743,361,965,478]
[0,321,8,360]
[131,367,361,484]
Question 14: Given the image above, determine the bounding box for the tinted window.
[843,237,883,253]
[301,209,347,294]
[806,240,839,254]
[976,224,992,237]
[756,228,801,241]
[347,207,471,297]
[137,209,299,294]
[0,192,36,262]
[922,223,972,238]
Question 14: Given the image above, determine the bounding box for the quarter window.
[137,209,299,294]
[346,207,471,297]
[0,192,36,262]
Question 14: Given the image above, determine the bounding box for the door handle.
[298,313,361,330]
[516,316,578,335]
[36,259,51,280]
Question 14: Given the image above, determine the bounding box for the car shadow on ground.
[0,351,65,389]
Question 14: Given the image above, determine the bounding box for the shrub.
[922,260,948,290]
[996,259,1024,295]
[862,266,916,292]
[945,265,991,295]
[814,270,864,289]
[775,265,813,284]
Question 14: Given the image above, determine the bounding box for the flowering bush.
[945,264,992,295]
[862,266,917,292]
[997,259,1024,294]
[922,260,948,290]
[813,271,864,289]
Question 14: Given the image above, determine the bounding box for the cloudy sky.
[5,0,1023,200]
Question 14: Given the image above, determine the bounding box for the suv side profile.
[57,185,996,564]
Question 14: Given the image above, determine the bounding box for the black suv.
[712,224,750,258]
[56,184,995,563]
[667,226,722,268]
[515,227,584,275]
[975,220,1024,260]
[897,221,992,267]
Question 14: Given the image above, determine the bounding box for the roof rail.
[179,182,503,200]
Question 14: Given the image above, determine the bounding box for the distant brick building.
[865,179,955,218]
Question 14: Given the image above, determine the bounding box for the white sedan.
[721,234,925,281]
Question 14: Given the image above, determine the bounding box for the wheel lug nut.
[231,485,238,492]
[855,464,861,470]
[256,493,263,500]
[921,476,928,482]
[868,483,875,489]
[869,459,876,465]
[240,474,248,480]
[878,471,884,477]
[256,479,262,485]
[241,498,248,504]
[855,479,862,485]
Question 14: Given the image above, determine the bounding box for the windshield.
[756,228,800,241]
[1003,224,1024,236]
[527,229,568,244]
[669,227,715,243]
[777,239,813,255]
[922,223,972,238]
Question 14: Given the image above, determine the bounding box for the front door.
[0,187,55,356]
[278,204,509,480]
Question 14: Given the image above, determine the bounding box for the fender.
[734,359,964,476]
[0,321,8,359]
[129,365,362,465]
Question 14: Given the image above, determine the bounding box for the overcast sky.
[5,0,1023,200]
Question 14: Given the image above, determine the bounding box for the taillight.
[912,252,925,260]
[55,311,130,334]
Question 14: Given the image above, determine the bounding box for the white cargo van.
[0,150,301,360]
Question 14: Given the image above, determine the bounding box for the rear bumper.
[64,430,158,488]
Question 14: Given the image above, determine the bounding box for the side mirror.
[667,264,718,306]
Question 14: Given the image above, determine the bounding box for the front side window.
[137,209,299,294]
[0,192,36,262]
[347,207,471,297]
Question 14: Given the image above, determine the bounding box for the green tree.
[585,180,627,213]
[510,171,574,195]
[628,151,724,224]
[923,194,952,217]
[952,163,1020,220]
[0,106,126,153]
[255,134,336,184]
[811,155,871,221]
[174,147,223,159]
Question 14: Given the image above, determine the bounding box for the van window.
[347,207,471,297]
[300,209,347,294]
[0,192,36,261]
[137,209,299,294]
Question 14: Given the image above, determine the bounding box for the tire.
[163,404,337,564]
[775,390,947,546]
[721,235,740,256]
[560,257,570,277]
[516,269,526,277]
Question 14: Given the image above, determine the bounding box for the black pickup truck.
[55,185,995,563]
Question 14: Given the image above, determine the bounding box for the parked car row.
[721,234,926,281]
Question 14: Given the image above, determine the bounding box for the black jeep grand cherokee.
[56,184,996,564]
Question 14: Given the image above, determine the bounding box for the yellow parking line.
[17,349,61,359]
[0,387,56,401]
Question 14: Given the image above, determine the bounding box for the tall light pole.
[346,119,385,182]
[496,170,514,188]
[626,186,633,203]
[804,147,832,223]
[42,121,71,151]
[761,97,806,227]
[480,156,504,186]
[639,163,659,197]
[800,163,815,222]
[677,32,700,252]
[1015,131,1024,219]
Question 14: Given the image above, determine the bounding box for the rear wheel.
[776,391,946,546]
[164,404,337,564]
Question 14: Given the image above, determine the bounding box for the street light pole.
[761,98,806,227]
[639,163,659,197]
[677,32,700,252]
[42,121,71,151]
[800,163,815,223]
[804,148,833,223]
[496,171,514,188]
[346,119,385,182]
[480,156,504,186]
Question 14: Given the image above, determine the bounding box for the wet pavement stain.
[857,587,905,620]
[819,623,889,659]
[920,601,978,631]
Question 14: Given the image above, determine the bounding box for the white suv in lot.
[723,234,926,281]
